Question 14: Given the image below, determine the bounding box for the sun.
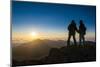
[31,32,37,37]
[30,31,39,40]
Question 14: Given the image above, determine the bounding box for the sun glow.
[31,32,37,36]
[29,32,39,40]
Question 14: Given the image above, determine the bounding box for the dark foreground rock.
[12,43,96,67]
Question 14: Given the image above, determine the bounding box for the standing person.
[79,20,86,45]
[67,20,78,46]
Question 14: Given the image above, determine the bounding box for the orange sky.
[12,31,95,43]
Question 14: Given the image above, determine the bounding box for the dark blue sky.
[12,1,96,34]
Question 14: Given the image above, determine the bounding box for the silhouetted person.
[79,20,86,45]
[67,20,78,46]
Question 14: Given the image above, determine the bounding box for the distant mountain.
[12,39,67,61]
[12,39,96,66]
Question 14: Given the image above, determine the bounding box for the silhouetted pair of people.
[67,20,86,46]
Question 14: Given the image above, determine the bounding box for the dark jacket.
[68,23,77,35]
[79,24,86,35]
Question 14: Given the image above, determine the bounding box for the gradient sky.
[12,1,96,41]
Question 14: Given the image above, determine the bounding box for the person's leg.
[83,35,85,45]
[67,34,71,46]
[73,35,77,45]
[79,34,82,45]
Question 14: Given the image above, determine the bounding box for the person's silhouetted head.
[71,20,76,25]
[80,20,83,25]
